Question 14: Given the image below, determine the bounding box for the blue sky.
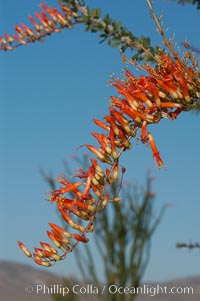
[0,0,200,282]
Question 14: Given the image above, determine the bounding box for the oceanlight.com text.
[25,283,194,297]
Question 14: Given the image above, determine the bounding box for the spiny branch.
[60,0,158,61]
[17,1,200,267]
[18,46,200,266]
[0,3,80,51]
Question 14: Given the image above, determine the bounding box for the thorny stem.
[64,0,133,45]
[147,0,187,70]
[61,0,156,59]
[17,0,200,266]
[147,0,175,53]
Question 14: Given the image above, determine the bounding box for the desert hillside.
[0,261,199,301]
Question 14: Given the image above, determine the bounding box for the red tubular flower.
[48,222,72,238]
[147,132,164,168]
[156,78,179,100]
[121,90,139,110]
[40,242,58,254]
[41,4,61,24]
[58,181,82,195]
[12,34,26,45]
[41,250,63,261]
[72,234,89,243]
[86,144,112,164]
[54,12,69,26]
[15,25,27,39]
[33,258,52,267]
[57,176,83,199]
[59,3,71,14]
[0,36,7,45]
[1,4,77,51]
[18,241,32,258]
[173,71,191,102]
[145,80,161,107]
[91,132,112,154]
[0,44,13,51]
[21,23,34,37]
[121,104,148,124]
[34,247,48,258]
[90,158,105,177]
[107,127,118,159]
[4,33,14,43]
[109,107,131,134]
[57,204,85,232]
[51,229,70,246]
[108,164,119,182]
[35,12,51,33]
[73,169,93,199]
[93,118,110,131]
[46,230,62,249]
[140,121,148,143]
[116,127,131,149]
[40,11,52,27]
[130,86,154,108]
[29,15,42,32]
[61,197,96,212]
[160,102,182,109]
[104,115,120,136]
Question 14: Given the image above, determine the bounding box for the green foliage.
[60,0,157,61]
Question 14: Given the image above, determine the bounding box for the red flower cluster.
[0,3,78,51]
[18,48,200,266]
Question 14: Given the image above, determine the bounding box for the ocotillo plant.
[42,157,165,301]
[1,1,199,61]
[0,1,157,61]
[2,1,199,267]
